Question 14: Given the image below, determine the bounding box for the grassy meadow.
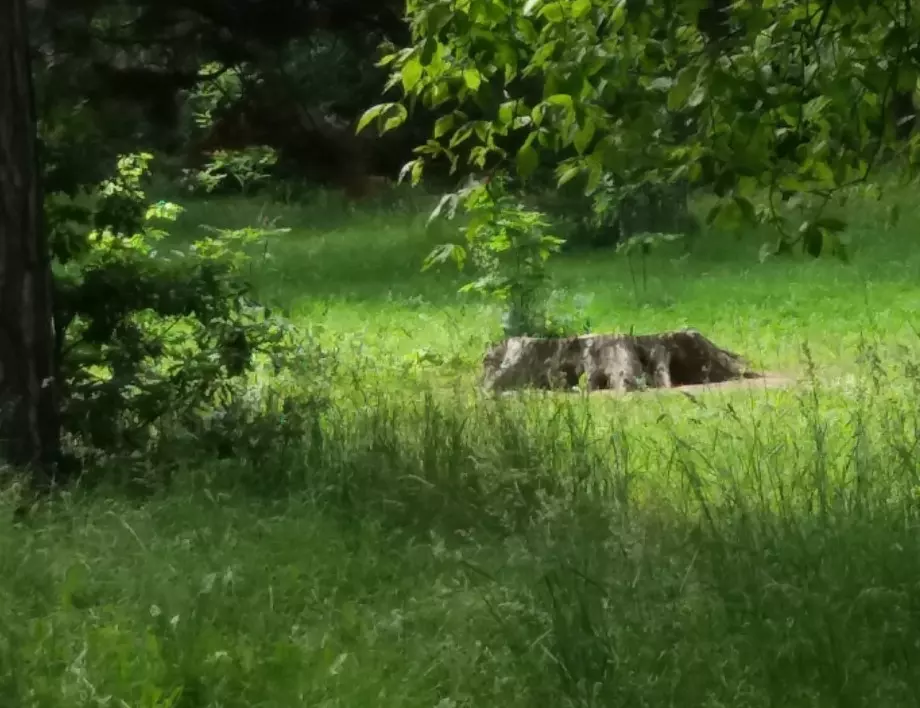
[5,183,920,706]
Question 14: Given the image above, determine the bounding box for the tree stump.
[482,329,761,393]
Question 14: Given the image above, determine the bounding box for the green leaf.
[434,114,455,138]
[425,4,453,33]
[376,52,399,68]
[531,104,546,126]
[539,2,565,22]
[517,143,540,178]
[522,0,542,15]
[398,159,417,184]
[809,160,835,185]
[545,93,574,109]
[411,159,424,186]
[584,162,602,194]
[571,0,592,18]
[667,67,697,111]
[647,77,674,92]
[529,40,558,68]
[449,123,474,147]
[573,119,595,154]
[428,193,457,225]
[356,103,389,134]
[414,139,442,156]
[423,243,466,272]
[803,95,831,122]
[401,58,423,93]
[498,101,516,125]
[399,158,425,186]
[609,0,626,29]
[463,68,482,91]
[515,16,539,42]
[383,104,408,133]
[557,164,581,186]
[687,84,706,108]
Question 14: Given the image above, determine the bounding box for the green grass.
[7,185,920,706]
[179,185,920,385]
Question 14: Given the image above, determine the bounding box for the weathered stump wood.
[483,329,761,393]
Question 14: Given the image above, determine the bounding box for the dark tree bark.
[0,0,61,483]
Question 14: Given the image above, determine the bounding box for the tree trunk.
[0,0,61,483]
[483,329,761,393]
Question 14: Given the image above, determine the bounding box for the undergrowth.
[4,340,920,706]
[5,182,920,706]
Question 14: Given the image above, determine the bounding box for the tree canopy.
[34,0,417,186]
[364,0,920,256]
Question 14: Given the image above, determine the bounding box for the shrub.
[180,145,280,196]
[48,153,324,479]
[424,174,566,338]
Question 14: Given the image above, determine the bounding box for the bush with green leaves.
[179,62,245,144]
[177,63,280,196]
[424,174,566,337]
[180,145,280,196]
[48,153,322,474]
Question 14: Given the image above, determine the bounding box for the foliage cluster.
[365,0,920,259]
[29,0,425,197]
[47,152,321,477]
[424,174,566,336]
[181,146,280,196]
[351,0,920,334]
